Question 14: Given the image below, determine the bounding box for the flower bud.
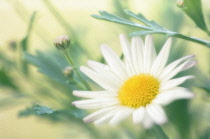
[64,67,74,77]
[54,35,70,51]
[177,0,184,8]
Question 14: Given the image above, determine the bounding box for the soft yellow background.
[0,0,210,139]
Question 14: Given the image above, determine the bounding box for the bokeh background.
[1,0,210,139]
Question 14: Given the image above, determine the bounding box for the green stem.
[133,31,210,47]
[63,50,91,90]
[153,125,169,139]
[172,32,210,47]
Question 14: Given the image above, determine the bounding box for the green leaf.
[18,104,54,117]
[19,12,37,76]
[91,11,150,30]
[149,125,169,139]
[0,69,18,90]
[18,104,85,122]
[178,0,210,35]
[92,10,210,47]
[131,31,164,36]
[34,105,54,115]
[125,10,166,31]
[24,50,77,89]
[199,128,210,139]
[166,100,191,139]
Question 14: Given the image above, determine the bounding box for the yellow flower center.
[118,74,160,108]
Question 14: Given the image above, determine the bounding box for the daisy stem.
[153,125,169,139]
[63,50,91,90]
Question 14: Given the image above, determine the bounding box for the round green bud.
[64,67,74,77]
[54,35,70,51]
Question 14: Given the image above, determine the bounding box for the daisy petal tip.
[189,75,195,79]
[160,117,168,125]
[143,123,153,129]
[186,54,196,59]
[94,122,101,126]
[155,116,168,125]
[71,101,76,105]
[189,93,195,98]
[146,34,153,40]
[109,122,118,127]
[93,120,104,126]
[100,44,108,49]
[79,66,85,71]
[191,54,196,58]
[167,37,172,41]
[166,37,172,45]
[133,120,142,124]
[119,33,126,38]
[72,91,78,96]
[83,118,92,124]
[190,60,197,65]
[86,60,92,65]
[193,61,197,65]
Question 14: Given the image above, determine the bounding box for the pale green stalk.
[63,50,91,90]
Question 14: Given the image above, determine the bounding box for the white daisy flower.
[72,34,196,128]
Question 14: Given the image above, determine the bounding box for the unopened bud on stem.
[54,35,70,51]
[177,0,184,8]
[64,67,74,77]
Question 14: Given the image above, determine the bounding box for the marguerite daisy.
[72,34,196,128]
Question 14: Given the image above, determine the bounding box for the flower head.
[72,34,196,128]
[54,35,70,51]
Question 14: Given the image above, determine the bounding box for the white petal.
[146,104,167,125]
[131,37,139,74]
[87,60,110,71]
[83,106,119,123]
[132,107,145,124]
[181,60,196,71]
[142,111,154,128]
[94,107,123,125]
[161,60,196,82]
[109,107,133,125]
[120,34,135,76]
[160,75,194,90]
[87,60,123,85]
[151,38,172,77]
[153,87,194,105]
[143,35,156,73]
[159,55,195,79]
[80,66,119,91]
[72,98,119,109]
[135,37,145,73]
[101,44,128,80]
[73,90,117,98]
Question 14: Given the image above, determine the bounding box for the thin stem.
[172,32,210,47]
[153,125,169,139]
[63,50,91,90]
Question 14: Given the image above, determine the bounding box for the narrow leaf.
[34,105,54,115]
[131,31,164,36]
[19,12,37,76]
[24,51,77,89]
[91,11,150,30]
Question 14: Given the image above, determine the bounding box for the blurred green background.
[1,0,210,139]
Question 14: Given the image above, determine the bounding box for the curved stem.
[63,50,91,90]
